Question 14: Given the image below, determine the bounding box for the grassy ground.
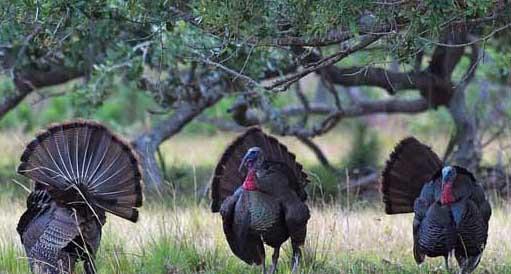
[0,125,511,273]
[2,199,511,273]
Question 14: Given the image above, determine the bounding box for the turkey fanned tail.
[18,120,143,222]
[381,137,442,214]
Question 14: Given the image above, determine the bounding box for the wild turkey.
[211,127,310,274]
[381,137,491,273]
[16,120,143,274]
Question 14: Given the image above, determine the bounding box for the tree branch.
[265,35,381,91]
[0,61,83,119]
[132,77,225,189]
[246,20,398,47]
[324,65,417,93]
[297,136,337,172]
[456,36,480,92]
[272,98,428,138]
[444,33,482,169]
[281,98,429,117]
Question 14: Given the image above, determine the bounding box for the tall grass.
[1,129,511,273]
[2,197,511,273]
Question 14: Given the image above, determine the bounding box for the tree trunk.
[132,86,224,190]
[444,34,482,170]
[446,90,481,170]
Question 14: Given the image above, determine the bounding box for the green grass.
[1,130,511,273]
[3,199,511,274]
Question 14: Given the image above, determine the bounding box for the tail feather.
[18,120,143,222]
[381,137,442,214]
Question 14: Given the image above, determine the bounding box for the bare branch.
[281,98,429,117]
[324,66,415,94]
[293,82,310,126]
[199,57,262,88]
[297,136,337,172]
[247,19,397,47]
[418,22,511,48]
[320,71,342,110]
[248,30,353,47]
[273,98,428,137]
[265,35,381,91]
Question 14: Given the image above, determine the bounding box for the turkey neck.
[242,168,258,191]
[440,182,455,205]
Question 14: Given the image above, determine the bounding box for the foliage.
[1,0,508,120]
[0,0,509,192]
[0,82,155,133]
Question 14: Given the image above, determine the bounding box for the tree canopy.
[1,0,510,188]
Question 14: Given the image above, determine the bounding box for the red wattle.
[242,169,257,191]
[440,182,455,205]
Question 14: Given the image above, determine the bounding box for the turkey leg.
[269,247,280,274]
[291,243,302,274]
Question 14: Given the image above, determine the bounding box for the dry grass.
[2,197,511,273]
[1,127,511,273]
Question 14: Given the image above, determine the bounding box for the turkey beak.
[442,173,452,186]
